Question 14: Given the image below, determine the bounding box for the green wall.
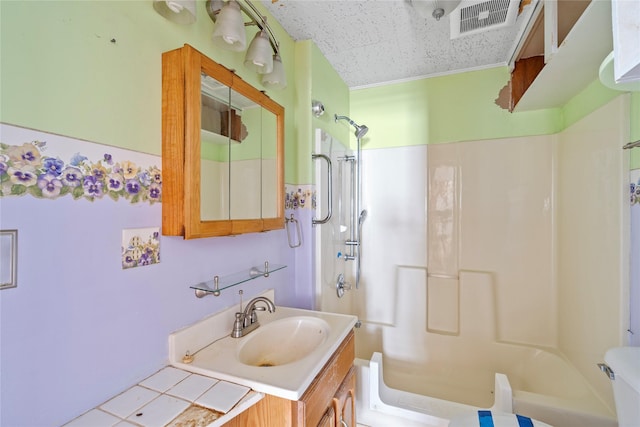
[561,79,620,129]
[351,68,636,148]
[350,67,563,150]
[2,1,637,184]
[0,0,297,180]
[293,40,350,184]
[350,65,639,170]
[309,41,350,145]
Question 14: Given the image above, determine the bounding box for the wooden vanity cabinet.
[293,331,355,426]
[317,407,336,427]
[332,367,356,427]
[223,331,355,427]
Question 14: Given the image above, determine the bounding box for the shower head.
[335,114,369,139]
[354,124,369,139]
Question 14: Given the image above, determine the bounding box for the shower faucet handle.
[336,274,352,298]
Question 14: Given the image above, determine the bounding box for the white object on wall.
[611,0,640,84]
[599,51,640,92]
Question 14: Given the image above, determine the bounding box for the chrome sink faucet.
[231,296,276,338]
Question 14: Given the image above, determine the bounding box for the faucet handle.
[231,312,244,338]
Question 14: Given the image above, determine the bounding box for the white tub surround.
[314,97,628,427]
[169,290,358,400]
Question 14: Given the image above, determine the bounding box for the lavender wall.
[0,127,309,426]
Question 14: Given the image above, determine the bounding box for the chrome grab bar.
[312,153,332,225]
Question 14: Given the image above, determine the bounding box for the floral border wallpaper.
[0,123,165,272]
[0,141,161,204]
[285,185,315,210]
[1,127,319,214]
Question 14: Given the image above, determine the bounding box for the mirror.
[261,108,278,219]
[229,85,261,220]
[162,44,284,238]
[200,74,231,221]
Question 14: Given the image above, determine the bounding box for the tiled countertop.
[64,366,263,427]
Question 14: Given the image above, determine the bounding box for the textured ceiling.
[260,0,538,88]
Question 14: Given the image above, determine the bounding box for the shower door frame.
[314,128,357,314]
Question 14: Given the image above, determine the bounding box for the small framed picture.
[0,230,17,290]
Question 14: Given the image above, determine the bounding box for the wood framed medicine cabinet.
[162,44,285,239]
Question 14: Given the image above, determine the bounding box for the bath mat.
[478,410,535,427]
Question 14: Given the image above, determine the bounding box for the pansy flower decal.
[0,141,161,204]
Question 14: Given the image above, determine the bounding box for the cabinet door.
[333,367,356,427]
[221,394,292,427]
[294,332,355,426]
[162,43,285,239]
[317,406,336,427]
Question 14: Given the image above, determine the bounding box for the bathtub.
[355,344,617,427]
[312,136,621,426]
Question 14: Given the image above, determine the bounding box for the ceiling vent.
[450,0,519,39]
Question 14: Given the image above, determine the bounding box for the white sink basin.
[238,316,330,367]
[169,303,357,400]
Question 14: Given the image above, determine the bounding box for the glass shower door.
[314,128,355,314]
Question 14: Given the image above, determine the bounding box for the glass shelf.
[190,262,286,297]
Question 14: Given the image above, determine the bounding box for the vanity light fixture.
[206,0,287,89]
[262,54,286,89]
[153,0,197,24]
[244,27,273,74]
[211,0,247,51]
